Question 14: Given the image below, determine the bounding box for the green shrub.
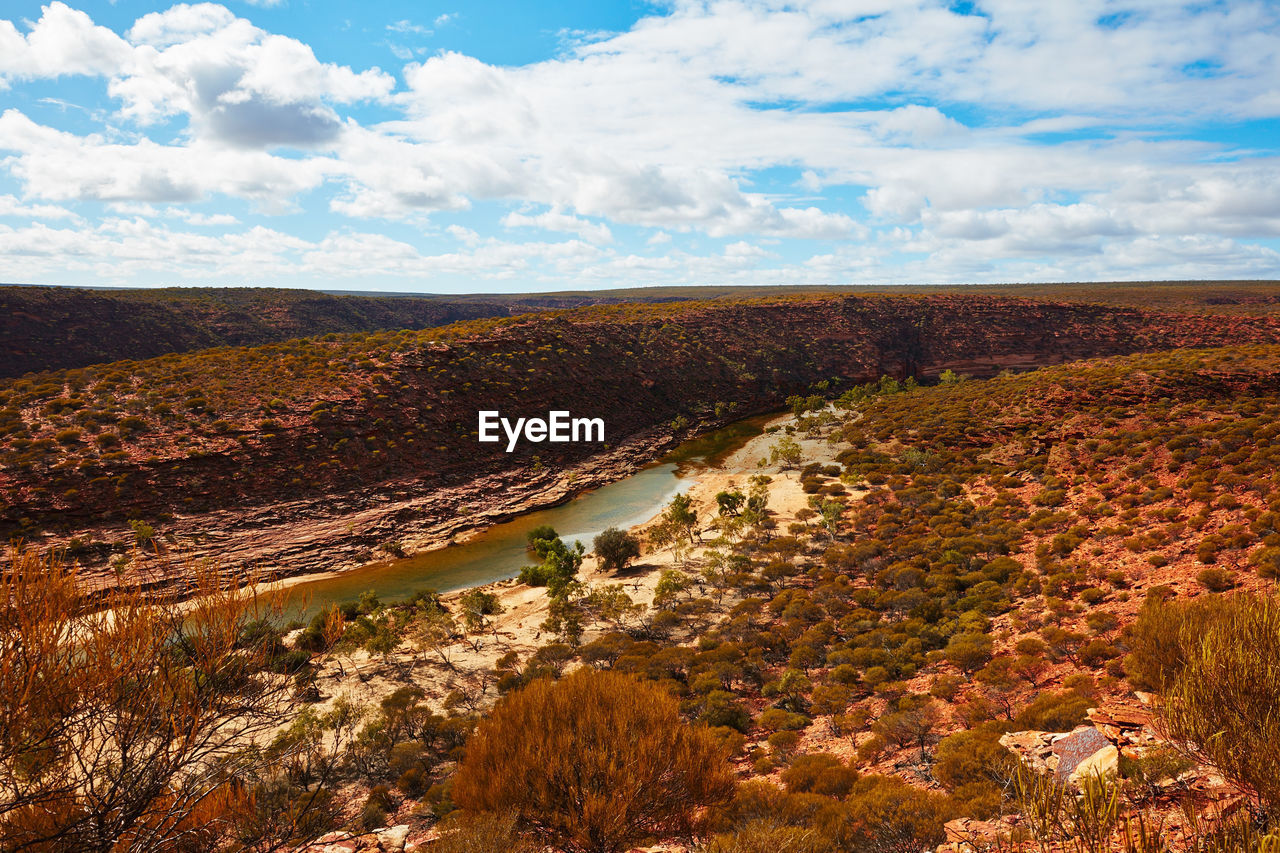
[1014,690,1091,731]
[759,708,809,732]
[780,753,859,798]
[1197,567,1236,592]
[1157,593,1280,810]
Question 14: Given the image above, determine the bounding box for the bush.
[429,811,538,853]
[705,821,829,853]
[1249,545,1280,580]
[842,775,955,852]
[1157,593,1280,810]
[0,548,316,851]
[593,527,641,573]
[700,691,752,733]
[526,525,559,553]
[396,767,428,797]
[1077,639,1120,668]
[933,723,1015,792]
[943,632,992,673]
[360,785,393,831]
[1078,587,1106,605]
[452,668,735,853]
[780,753,859,798]
[768,730,802,756]
[54,428,81,445]
[128,518,155,545]
[1123,593,1237,692]
[1014,690,1091,731]
[759,708,809,732]
[1197,567,1236,592]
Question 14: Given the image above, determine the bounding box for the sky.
[0,1,1279,293]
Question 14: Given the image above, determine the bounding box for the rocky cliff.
[3,294,1279,579]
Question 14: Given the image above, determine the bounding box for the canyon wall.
[4,294,1279,579]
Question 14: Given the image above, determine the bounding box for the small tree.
[593,527,641,573]
[664,493,699,544]
[526,525,559,555]
[412,604,460,670]
[459,589,505,651]
[653,569,694,609]
[649,519,691,565]
[769,436,802,470]
[715,490,745,517]
[452,669,735,853]
[519,537,584,598]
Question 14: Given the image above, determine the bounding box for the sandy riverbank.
[303,410,861,716]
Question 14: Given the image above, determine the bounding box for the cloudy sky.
[1,1,1278,292]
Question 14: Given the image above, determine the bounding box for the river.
[288,412,776,617]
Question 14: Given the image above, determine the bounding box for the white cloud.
[0,3,394,150]
[0,110,336,206]
[0,194,79,220]
[502,209,613,245]
[1,1,1279,287]
[445,224,481,246]
[387,20,431,36]
[0,2,133,81]
[119,7,394,147]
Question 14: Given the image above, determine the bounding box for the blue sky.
[0,1,1278,292]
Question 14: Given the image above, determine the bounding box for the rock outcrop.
[999,726,1120,786]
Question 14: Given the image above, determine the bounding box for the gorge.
[4,292,1280,590]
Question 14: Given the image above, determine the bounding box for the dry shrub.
[1122,593,1234,692]
[1156,593,1280,810]
[0,545,321,851]
[779,754,859,798]
[452,668,736,853]
[429,811,538,853]
[702,819,831,853]
[841,775,955,853]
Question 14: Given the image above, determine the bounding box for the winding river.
[289,413,776,616]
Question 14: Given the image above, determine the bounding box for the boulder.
[1000,725,1119,787]
[376,825,411,851]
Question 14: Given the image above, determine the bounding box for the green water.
[288,413,775,617]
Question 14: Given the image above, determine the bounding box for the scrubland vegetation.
[8,340,1280,851]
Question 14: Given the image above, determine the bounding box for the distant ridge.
[0,286,624,377]
[3,281,1279,378]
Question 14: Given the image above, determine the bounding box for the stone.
[1001,726,1121,789]
[376,825,410,851]
[1067,744,1119,786]
[1051,727,1113,781]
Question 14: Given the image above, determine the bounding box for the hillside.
[302,342,1280,849]
[5,281,1279,379]
[0,286,525,378]
[0,285,699,378]
[466,279,1280,315]
[3,293,1280,584]
[168,341,1280,851]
